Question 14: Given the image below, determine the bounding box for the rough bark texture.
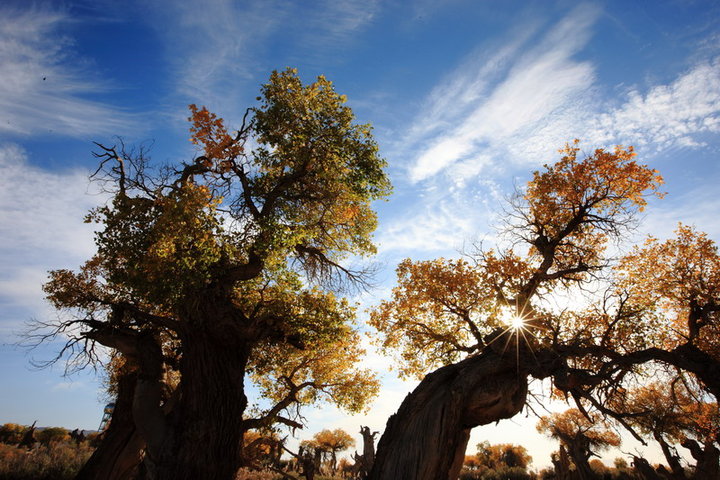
[551,445,572,480]
[632,456,664,480]
[565,439,597,480]
[354,426,379,478]
[368,348,529,480]
[146,330,250,480]
[654,432,685,480]
[683,439,719,480]
[75,370,144,480]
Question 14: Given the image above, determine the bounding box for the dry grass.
[0,442,93,480]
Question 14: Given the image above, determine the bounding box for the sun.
[507,314,525,330]
[499,308,526,330]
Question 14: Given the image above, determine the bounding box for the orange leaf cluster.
[188,104,243,167]
[618,224,720,351]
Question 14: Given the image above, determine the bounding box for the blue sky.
[1,0,719,469]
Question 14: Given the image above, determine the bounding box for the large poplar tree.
[41,68,390,480]
[369,142,720,479]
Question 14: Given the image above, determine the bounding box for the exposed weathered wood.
[370,348,529,480]
[632,456,664,480]
[682,438,719,480]
[369,329,563,480]
[75,370,144,480]
[146,329,250,480]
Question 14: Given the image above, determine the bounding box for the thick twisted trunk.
[75,369,144,480]
[654,432,685,480]
[369,348,530,480]
[357,425,378,477]
[552,445,572,480]
[683,439,719,480]
[566,441,597,480]
[633,456,664,480]
[146,329,250,480]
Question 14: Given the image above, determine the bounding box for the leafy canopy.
[537,409,620,452]
[370,142,664,379]
[41,68,390,425]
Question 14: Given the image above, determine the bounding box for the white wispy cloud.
[402,4,720,186]
[0,6,136,138]
[406,4,599,183]
[376,202,477,254]
[0,144,102,339]
[50,380,87,392]
[301,0,380,51]
[505,57,720,168]
[147,0,281,109]
[375,180,504,256]
[145,0,378,119]
[587,58,720,150]
[642,182,720,240]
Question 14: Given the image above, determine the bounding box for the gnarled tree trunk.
[356,425,379,478]
[75,369,144,480]
[566,438,598,480]
[654,432,685,480]
[552,445,572,480]
[632,456,664,480]
[369,330,562,480]
[683,438,719,480]
[144,329,250,480]
[369,348,531,480]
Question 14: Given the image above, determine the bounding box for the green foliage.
[41,69,390,475]
[46,67,391,328]
[90,183,226,307]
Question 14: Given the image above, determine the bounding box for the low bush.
[236,468,281,480]
[234,470,345,480]
[0,442,93,480]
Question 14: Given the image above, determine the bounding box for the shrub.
[0,442,93,480]
[0,424,26,445]
[235,468,282,480]
[36,428,70,446]
[482,466,532,480]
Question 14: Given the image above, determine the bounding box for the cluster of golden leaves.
[248,316,380,413]
[527,141,663,222]
[552,299,669,363]
[618,224,720,352]
[616,382,719,445]
[309,428,355,452]
[525,141,664,273]
[242,430,281,465]
[537,408,621,449]
[370,142,668,379]
[188,104,243,168]
[369,258,498,378]
[472,441,533,471]
[44,255,107,313]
